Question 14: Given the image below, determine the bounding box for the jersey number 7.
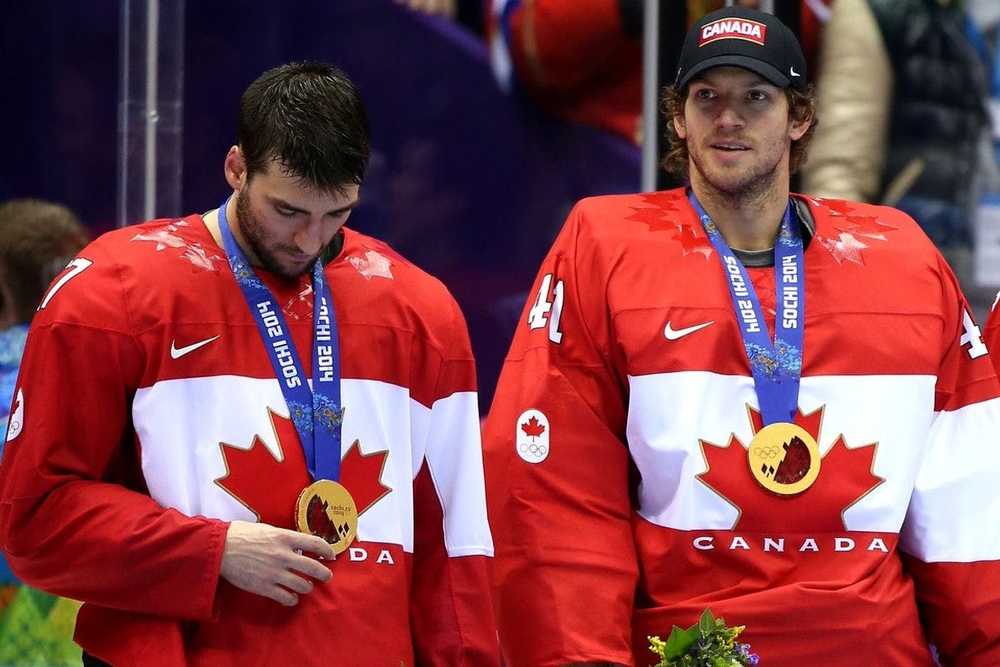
[38,258,93,310]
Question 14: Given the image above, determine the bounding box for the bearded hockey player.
[484,7,1000,666]
[0,62,498,666]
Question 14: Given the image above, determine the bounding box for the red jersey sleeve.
[899,257,1000,665]
[0,240,227,621]
[410,293,499,665]
[483,203,637,667]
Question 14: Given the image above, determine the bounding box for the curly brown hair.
[661,83,817,180]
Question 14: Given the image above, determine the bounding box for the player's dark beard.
[690,143,781,210]
[235,188,316,280]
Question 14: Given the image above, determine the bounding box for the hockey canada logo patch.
[516,409,549,464]
[699,19,767,47]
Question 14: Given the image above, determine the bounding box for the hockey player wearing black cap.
[485,6,1000,667]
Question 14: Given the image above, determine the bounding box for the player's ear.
[788,92,813,141]
[673,112,687,140]
[224,146,247,191]
[789,113,811,141]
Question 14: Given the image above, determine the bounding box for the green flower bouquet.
[648,609,759,667]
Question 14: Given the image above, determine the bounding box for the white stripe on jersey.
[133,376,490,555]
[902,396,1000,563]
[627,371,939,534]
[420,391,494,557]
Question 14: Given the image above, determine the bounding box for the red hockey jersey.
[483,189,1000,666]
[0,214,497,666]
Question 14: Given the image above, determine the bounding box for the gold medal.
[295,479,358,555]
[747,422,821,496]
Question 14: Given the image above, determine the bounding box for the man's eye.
[695,89,715,100]
[748,90,769,102]
[277,208,297,217]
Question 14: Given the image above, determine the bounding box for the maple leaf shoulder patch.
[516,409,550,464]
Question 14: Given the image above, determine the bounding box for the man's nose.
[715,104,745,130]
[293,216,325,255]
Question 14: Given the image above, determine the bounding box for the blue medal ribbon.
[688,190,805,425]
[218,197,343,482]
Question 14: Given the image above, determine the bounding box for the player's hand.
[219,520,335,606]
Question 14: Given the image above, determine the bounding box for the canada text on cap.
[674,7,807,90]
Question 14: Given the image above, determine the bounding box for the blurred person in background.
[0,62,497,666]
[395,0,485,34]
[0,198,88,666]
[0,199,89,435]
[487,0,644,142]
[484,6,1000,665]
[485,0,831,146]
[802,0,993,270]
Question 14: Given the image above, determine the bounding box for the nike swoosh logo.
[664,320,714,341]
[790,66,801,77]
[170,335,221,359]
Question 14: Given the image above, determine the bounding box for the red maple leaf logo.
[624,192,714,259]
[811,198,899,265]
[816,198,858,216]
[669,223,713,259]
[833,214,898,241]
[625,192,684,234]
[340,439,393,514]
[625,206,681,234]
[520,416,546,439]
[215,408,391,528]
[697,406,883,532]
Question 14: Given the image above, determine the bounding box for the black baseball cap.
[675,7,807,90]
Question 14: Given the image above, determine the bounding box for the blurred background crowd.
[2,0,1000,663]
